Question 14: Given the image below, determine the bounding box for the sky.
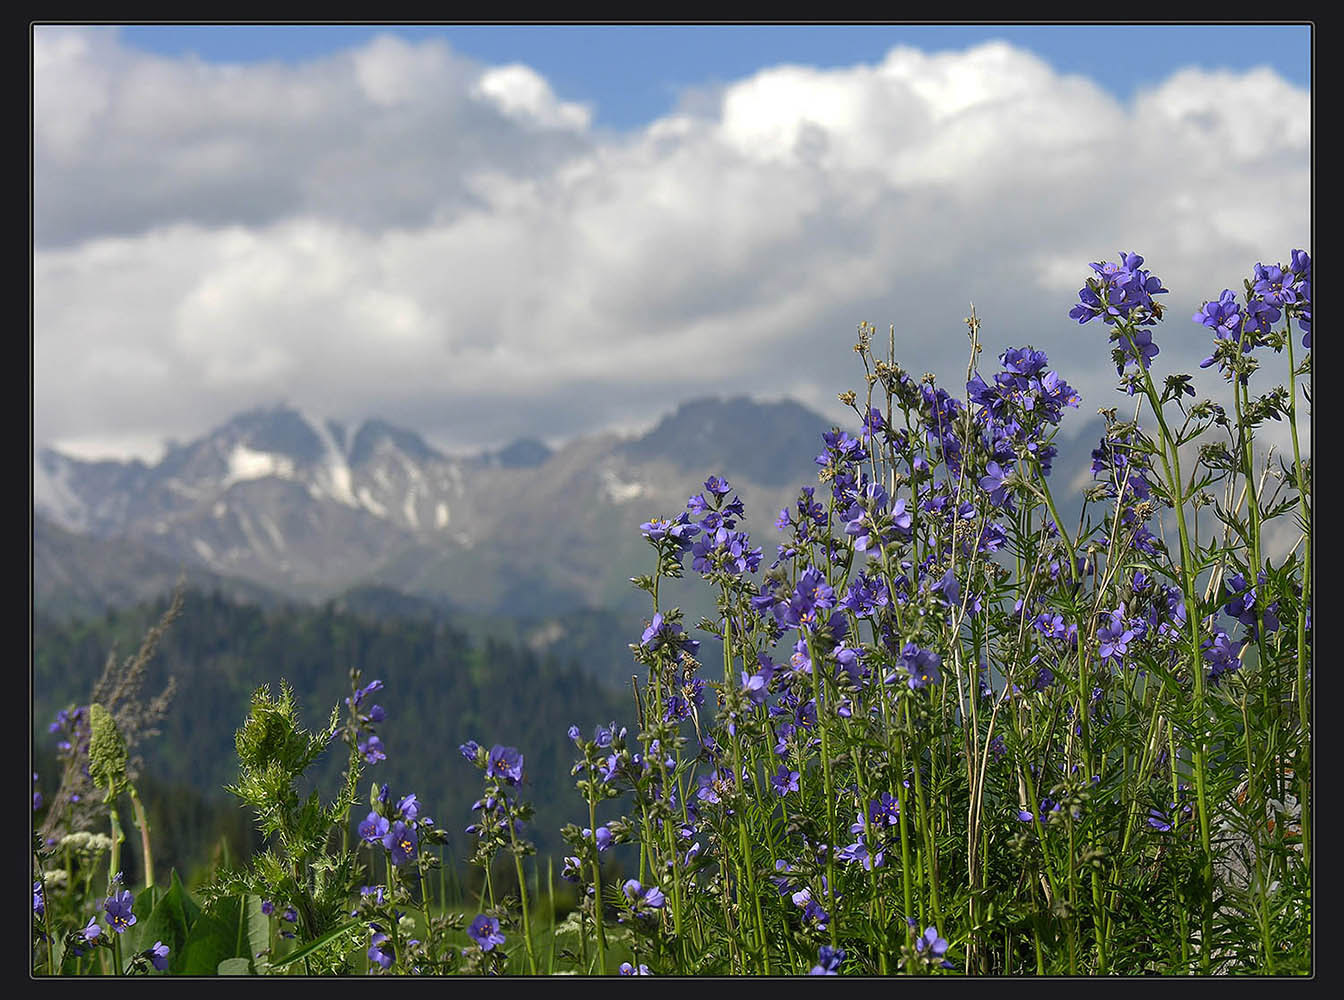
[32,24,1312,463]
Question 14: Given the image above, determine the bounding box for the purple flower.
[468,914,506,952]
[581,825,614,853]
[641,511,701,554]
[620,962,651,975]
[868,792,900,827]
[261,899,274,915]
[703,475,732,497]
[1253,261,1297,308]
[802,899,830,931]
[361,885,387,905]
[1071,252,1167,327]
[348,679,384,710]
[560,856,583,882]
[459,739,482,762]
[80,914,101,944]
[1202,631,1242,684]
[622,879,667,918]
[148,941,170,971]
[893,642,942,690]
[282,906,298,923]
[1097,607,1136,664]
[771,765,800,797]
[1119,328,1159,375]
[836,833,884,870]
[359,735,385,765]
[103,889,136,934]
[810,944,846,975]
[917,925,949,958]
[741,659,774,706]
[359,811,390,844]
[979,461,1013,511]
[382,820,418,866]
[640,612,700,656]
[396,794,419,822]
[368,931,394,969]
[1194,289,1245,343]
[488,745,524,786]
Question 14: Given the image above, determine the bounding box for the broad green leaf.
[204,892,269,971]
[175,870,203,930]
[125,884,160,952]
[242,894,269,965]
[139,872,193,973]
[217,957,253,975]
[49,931,65,972]
[178,912,236,975]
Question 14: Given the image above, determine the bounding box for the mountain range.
[33,397,843,622]
[33,396,1105,628]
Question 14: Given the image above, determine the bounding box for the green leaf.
[203,891,270,971]
[57,936,84,976]
[47,932,66,975]
[217,957,253,975]
[122,883,161,955]
[179,912,237,975]
[242,894,269,965]
[175,870,203,930]
[268,918,361,969]
[138,871,195,973]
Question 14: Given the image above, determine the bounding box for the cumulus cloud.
[33,29,1309,463]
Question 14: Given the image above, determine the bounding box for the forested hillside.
[32,589,637,883]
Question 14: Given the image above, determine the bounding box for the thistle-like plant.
[207,681,363,971]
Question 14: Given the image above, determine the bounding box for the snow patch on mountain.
[236,510,267,555]
[33,452,87,532]
[224,445,296,486]
[357,487,388,518]
[260,514,286,551]
[311,417,359,508]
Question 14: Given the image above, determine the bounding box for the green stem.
[587,792,607,973]
[1285,326,1311,869]
[127,785,154,891]
[107,801,125,891]
[1128,334,1213,972]
[507,824,537,974]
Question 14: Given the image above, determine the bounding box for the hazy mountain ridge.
[33,397,1106,623]
[33,398,838,620]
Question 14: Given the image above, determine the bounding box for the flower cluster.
[1070,252,1168,328]
[343,673,387,765]
[360,787,435,868]
[1195,250,1311,380]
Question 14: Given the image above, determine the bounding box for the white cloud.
[473,63,592,130]
[33,30,1309,465]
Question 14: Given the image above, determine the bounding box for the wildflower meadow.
[32,250,1312,976]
